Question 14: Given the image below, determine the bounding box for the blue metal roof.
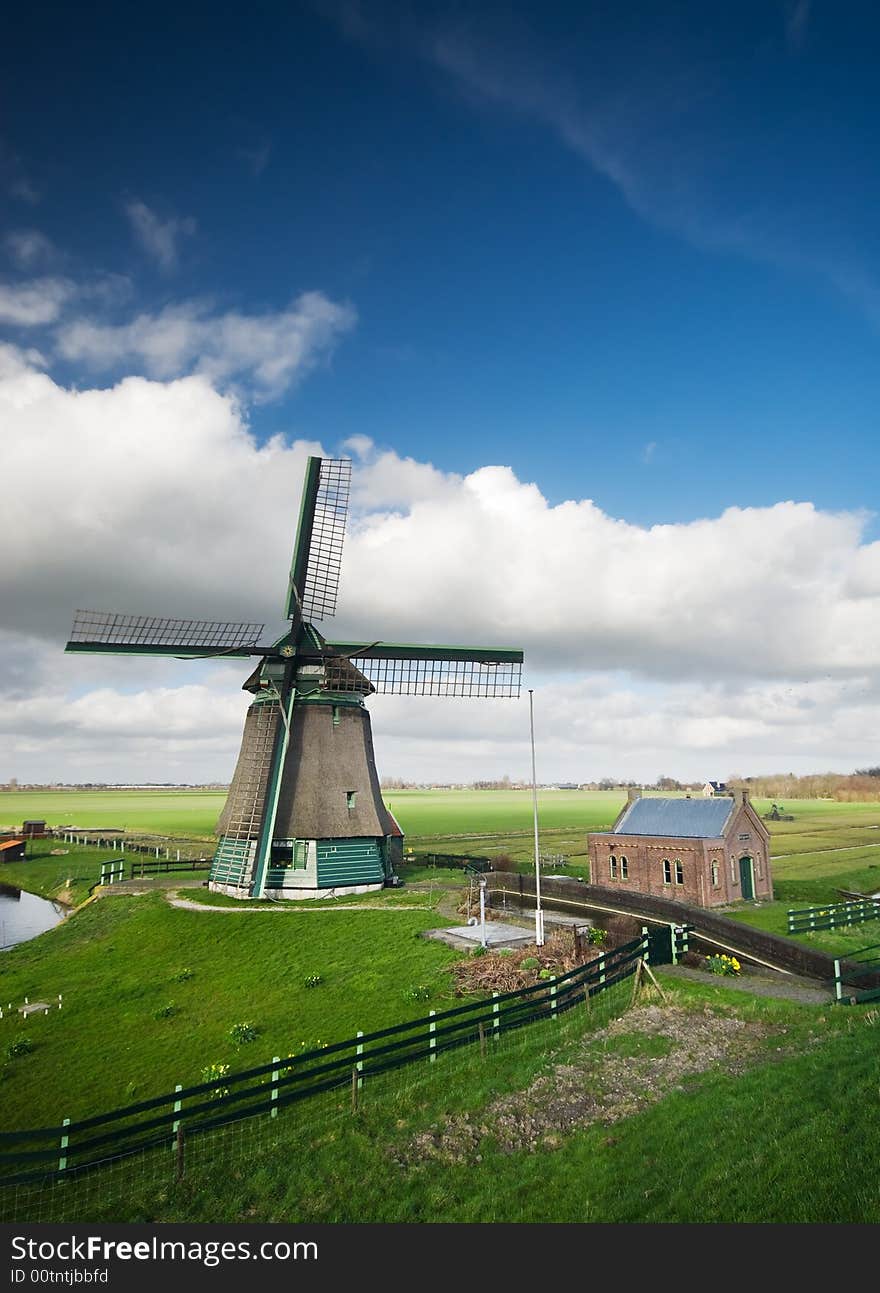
[611,796,734,839]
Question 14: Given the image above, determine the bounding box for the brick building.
[588,788,773,908]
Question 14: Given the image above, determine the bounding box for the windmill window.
[620,856,628,880]
[346,791,357,810]
[711,861,719,887]
[662,859,671,884]
[609,855,618,879]
[675,861,684,885]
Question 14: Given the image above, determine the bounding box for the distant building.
[0,839,26,861]
[701,780,728,797]
[21,820,46,838]
[588,788,772,908]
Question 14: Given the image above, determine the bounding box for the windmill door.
[739,856,754,900]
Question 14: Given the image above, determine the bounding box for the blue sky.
[2,1,879,783]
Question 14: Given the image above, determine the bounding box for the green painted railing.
[788,898,880,935]
[834,942,880,1005]
[0,936,647,1187]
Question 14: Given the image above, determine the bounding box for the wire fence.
[0,969,636,1224]
[0,940,645,1221]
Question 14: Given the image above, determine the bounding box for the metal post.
[58,1118,70,1173]
[429,1010,437,1063]
[528,689,544,947]
[479,877,487,948]
[271,1057,280,1118]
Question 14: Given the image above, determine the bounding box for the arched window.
[662,859,671,884]
[711,860,720,887]
[675,860,684,885]
[620,855,629,880]
[609,854,618,879]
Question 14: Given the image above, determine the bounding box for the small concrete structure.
[425,921,537,951]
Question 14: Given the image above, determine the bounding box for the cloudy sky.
[1,1,879,786]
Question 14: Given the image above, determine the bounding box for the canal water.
[0,884,65,950]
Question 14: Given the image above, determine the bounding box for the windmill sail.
[66,610,264,657]
[286,457,351,622]
[323,642,522,697]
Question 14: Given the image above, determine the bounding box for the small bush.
[154,1002,177,1020]
[705,953,741,976]
[404,985,432,1002]
[538,967,555,980]
[229,1021,259,1044]
[588,927,607,946]
[201,1062,230,1098]
[491,853,517,872]
[172,968,194,982]
[521,956,540,971]
[6,1037,34,1060]
[303,974,323,989]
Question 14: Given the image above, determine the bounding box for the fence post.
[172,1084,182,1147]
[834,958,843,1004]
[271,1058,280,1118]
[641,926,650,966]
[492,991,500,1039]
[550,980,558,1019]
[682,926,689,956]
[175,1123,185,1181]
[598,955,606,989]
[478,1021,486,1057]
[356,1031,364,1090]
[58,1118,70,1173]
[669,923,678,964]
[429,1010,437,1062]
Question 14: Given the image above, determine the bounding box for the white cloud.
[0,277,76,325]
[55,291,356,400]
[0,359,878,782]
[4,230,58,270]
[125,199,197,273]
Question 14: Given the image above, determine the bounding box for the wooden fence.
[834,943,880,1004]
[0,935,646,1188]
[788,898,880,935]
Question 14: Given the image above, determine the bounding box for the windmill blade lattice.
[323,643,522,698]
[299,458,351,621]
[67,610,264,654]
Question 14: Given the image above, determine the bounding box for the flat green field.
[0,787,629,839]
[0,791,223,838]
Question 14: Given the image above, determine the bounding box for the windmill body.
[66,457,523,900]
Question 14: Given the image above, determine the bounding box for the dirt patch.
[451,928,606,995]
[397,1003,786,1166]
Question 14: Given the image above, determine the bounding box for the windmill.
[66,456,523,899]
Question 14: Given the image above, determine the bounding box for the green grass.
[0,893,470,1128]
[4,791,880,1223]
[0,790,223,838]
[9,981,878,1224]
[0,845,109,908]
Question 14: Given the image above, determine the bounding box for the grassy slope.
[0,893,468,1128]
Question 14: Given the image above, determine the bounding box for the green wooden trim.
[286,456,322,620]
[252,676,296,898]
[65,643,256,659]
[324,640,523,664]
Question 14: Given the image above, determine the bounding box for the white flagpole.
[529,688,544,946]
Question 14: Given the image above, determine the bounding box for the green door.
[739,856,754,900]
